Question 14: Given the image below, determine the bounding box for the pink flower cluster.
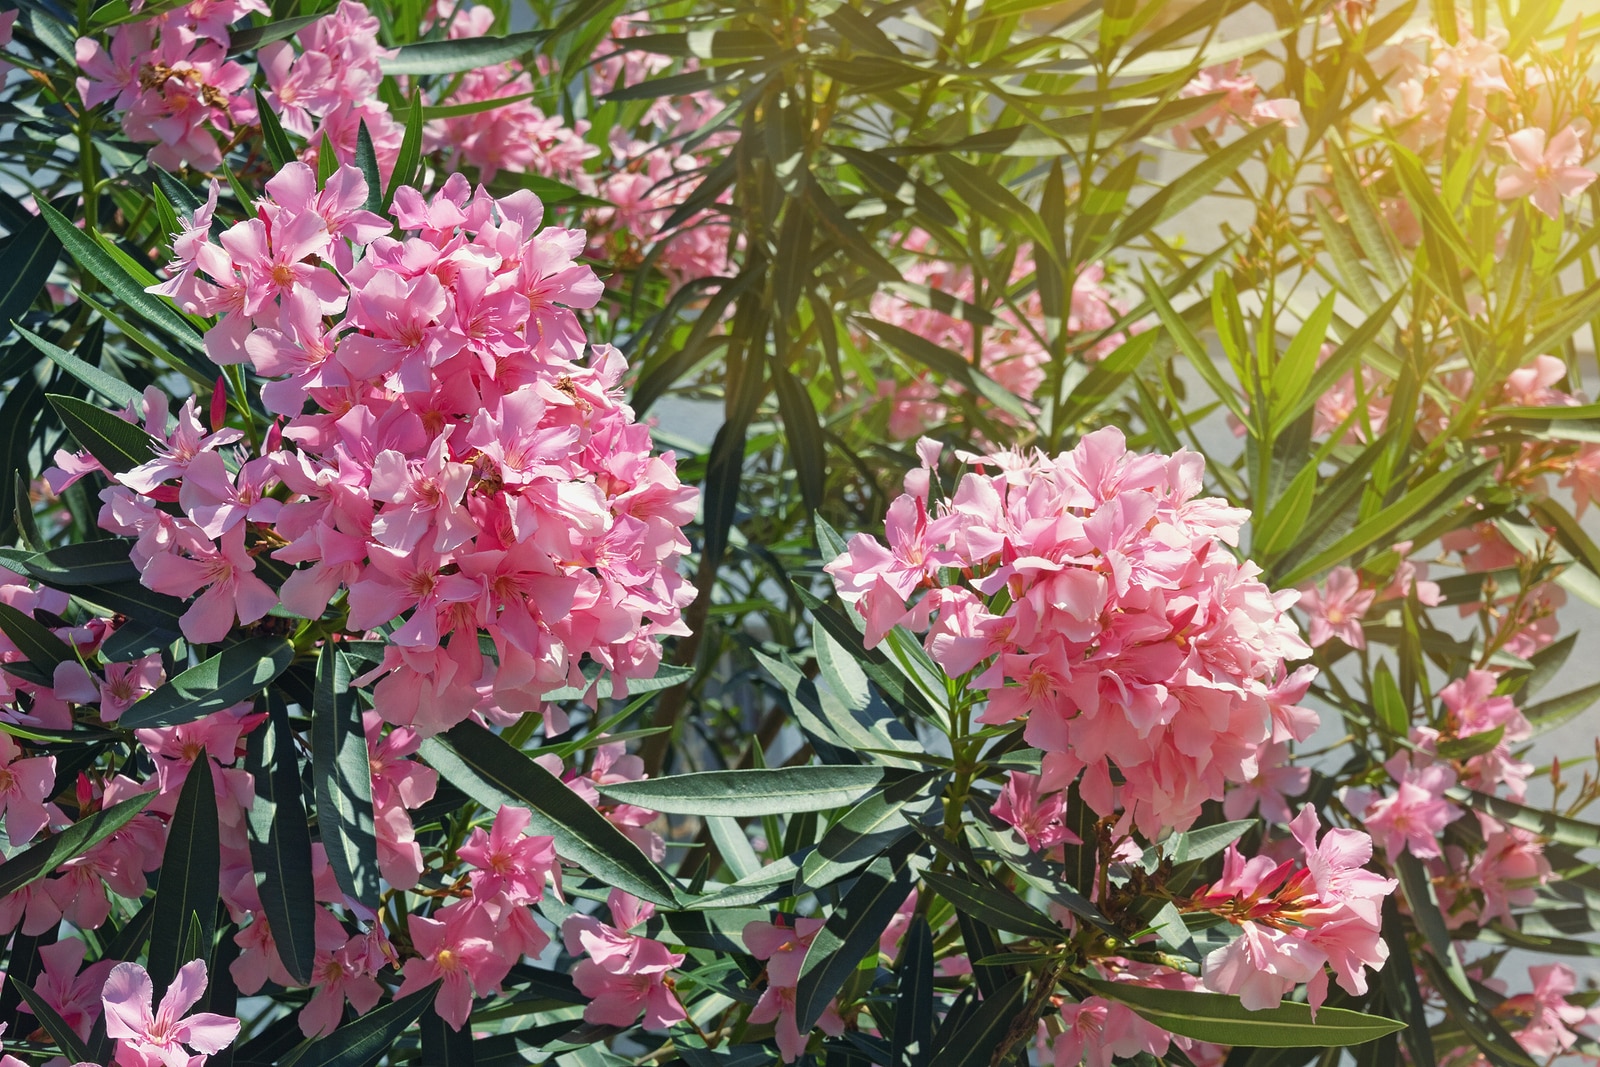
[742,917,845,1061]
[78,162,698,735]
[870,232,1135,438]
[1172,60,1301,147]
[1046,962,1222,1067]
[1191,806,1395,1013]
[76,0,264,169]
[826,429,1317,835]
[259,1,405,178]
[563,889,686,1031]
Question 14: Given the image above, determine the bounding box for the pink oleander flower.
[1173,60,1300,147]
[563,890,686,1031]
[25,938,116,1040]
[99,654,164,723]
[398,906,504,1030]
[0,732,57,846]
[138,523,279,644]
[1297,567,1374,649]
[825,426,1313,836]
[992,771,1081,853]
[1502,964,1600,1058]
[1223,741,1311,826]
[743,918,842,1061]
[1439,670,1530,743]
[1495,126,1597,219]
[1196,806,1394,1013]
[457,804,559,905]
[102,960,241,1067]
[1350,752,1459,860]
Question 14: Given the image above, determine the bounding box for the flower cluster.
[827,428,1316,835]
[79,163,698,735]
[1172,60,1301,146]
[563,889,687,1031]
[76,0,264,169]
[1189,806,1395,1013]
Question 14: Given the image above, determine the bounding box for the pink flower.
[0,733,57,846]
[398,906,502,1030]
[138,523,279,644]
[1356,752,1459,860]
[457,804,559,905]
[1495,126,1597,219]
[99,654,164,723]
[563,890,686,1030]
[992,771,1081,853]
[1297,567,1374,649]
[1503,964,1600,1058]
[102,960,241,1067]
[1223,742,1311,826]
[24,938,116,1040]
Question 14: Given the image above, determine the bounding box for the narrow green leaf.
[0,213,61,342]
[381,30,550,75]
[47,393,159,475]
[15,325,141,407]
[892,915,934,1067]
[246,699,317,986]
[795,852,916,1030]
[800,773,942,889]
[12,978,95,1063]
[313,647,381,911]
[256,89,296,170]
[1114,122,1281,246]
[925,976,1027,1067]
[1142,265,1248,424]
[36,200,204,352]
[1372,661,1408,736]
[0,793,152,898]
[773,364,826,514]
[296,982,440,1067]
[1329,148,1402,292]
[355,121,382,214]
[1163,819,1256,863]
[383,91,425,211]
[1084,980,1406,1047]
[421,1002,477,1065]
[0,601,74,672]
[419,722,682,906]
[599,766,885,817]
[1524,679,1600,735]
[148,752,221,994]
[122,637,296,729]
[1447,788,1600,849]
[920,869,1061,939]
[1395,850,1471,997]
[23,537,143,586]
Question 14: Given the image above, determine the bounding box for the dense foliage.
[0,0,1597,1065]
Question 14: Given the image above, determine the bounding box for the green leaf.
[1372,661,1408,736]
[121,637,296,729]
[1329,148,1402,292]
[920,869,1061,939]
[36,200,205,352]
[773,364,826,514]
[381,30,550,75]
[48,393,159,474]
[1163,819,1256,863]
[792,585,945,725]
[0,792,153,898]
[256,89,296,170]
[795,852,916,1030]
[939,157,1058,266]
[355,121,382,215]
[246,698,317,986]
[421,1002,477,1065]
[1113,122,1282,247]
[12,977,95,1063]
[926,976,1027,1067]
[1142,264,1247,425]
[0,601,74,672]
[1394,850,1471,997]
[892,915,935,1067]
[296,982,440,1067]
[15,324,142,407]
[1084,980,1406,1047]
[318,133,341,187]
[0,212,61,343]
[383,91,425,211]
[227,13,320,53]
[599,766,885,817]
[859,318,1030,425]
[1524,679,1600,735]
[799,772,942,889]
[312,648,381,912]
[1447,788,1600,849]
[419,721,682,906]
[1435,725,1505,761]
[421,90,538,120]
[148,752,221,994]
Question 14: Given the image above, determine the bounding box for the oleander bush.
[0,0,1597,1065]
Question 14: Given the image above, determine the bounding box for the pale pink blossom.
[1496,126,1597,219]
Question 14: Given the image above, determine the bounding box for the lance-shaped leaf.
[12,978,95,1063]
[892,914,935,1067]
[382,30,550,75]
[919,869,1062,940]
[255,89,296,169]
[600,766,885,817]
[799,771,943,889]
[121,637,296,729]
[246,698,317,985]
[313,647,381,911]
[795,852,916,1030]
[925,976,1027,1067]
[0,792,152,898]
[296,981,440,1067]
[48,393,159,475]
[36,200,205,352]
[421,1001,477,1066]
[419,721,682,907]
[0,212,61,343]
[15,325,142,407]
[1083,980,1406,1047]
[148,752,221,995]
[0,601,74,672]
[1447,788,1600,849]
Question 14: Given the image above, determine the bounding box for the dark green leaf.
[382,30,550,75]
[15,325,141,407]
[355,121,382,214]
[47,393,159,475]
[148,752,221,995]
[920,869,1061,939]
[1084,980,1406,1047]
[799,772,942,889]
[1447,787,1600,849]
[383,91,424,211]
[773,364,826,514]
[421,1002,476,1065]
[296,982,440,1067]
[313,647,381,911]
[925,976,1026,1067]
[255,89,296,170]
[0,792,152,898]
[796,852,916,1030]
[0,600,74,672]
[599,766,885,817]
[892,915,934,1067]
[12,977,95,1063]
[0,212,60,343]
[419,722,682,906]
[122,637,296,729]
[246,698,317,986]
